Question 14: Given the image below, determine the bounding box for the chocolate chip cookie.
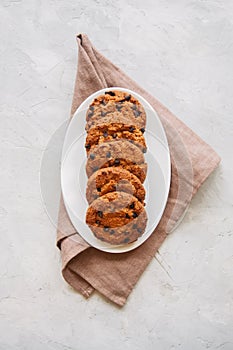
[86,90,146,129]
[85,123,147,154]
[86,191,148,245]
[86,167,146,204]
[86,140,147,183]
[85,112,134,131]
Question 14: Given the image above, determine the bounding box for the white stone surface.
[1,1,233,349]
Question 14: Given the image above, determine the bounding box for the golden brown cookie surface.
[85,123,147,154]
[86,191,147,245]
[86,91,146,129]
[85,140,147,183]
[86,167,146,204]
[85,112,135,131]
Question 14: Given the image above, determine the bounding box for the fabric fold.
[57,33,220,306]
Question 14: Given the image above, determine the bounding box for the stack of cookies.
[85,90,148,245]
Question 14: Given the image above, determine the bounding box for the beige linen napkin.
[57,34,220,306]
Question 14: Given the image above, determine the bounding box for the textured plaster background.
[0,1,233,349]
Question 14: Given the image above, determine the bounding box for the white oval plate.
[61,87,171,253]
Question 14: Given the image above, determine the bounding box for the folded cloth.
[57,34,220,306]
